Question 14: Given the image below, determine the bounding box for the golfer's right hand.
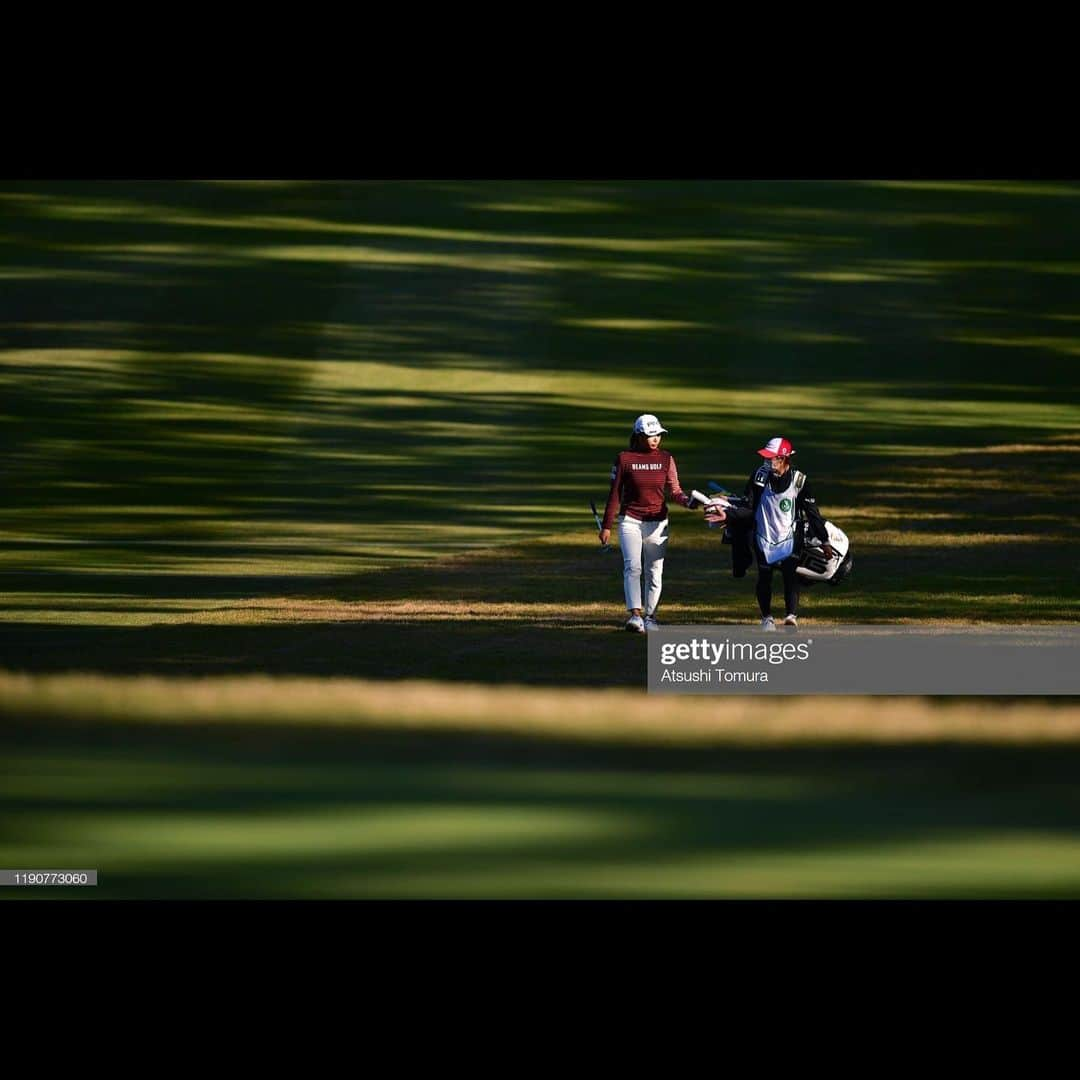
[599,528,611,546]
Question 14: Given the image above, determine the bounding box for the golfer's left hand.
[821,543,838,559]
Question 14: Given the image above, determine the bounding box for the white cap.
[633,413,668,436]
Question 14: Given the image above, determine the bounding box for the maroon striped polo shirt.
[601,449,692,530]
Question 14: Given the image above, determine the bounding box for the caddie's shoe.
[625,614,645,633]
[761,615,776,631]
[643,615,660,631]
[784,614,798,628]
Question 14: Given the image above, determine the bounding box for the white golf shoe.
[761,615,776,631]
[625,614,645,633]
[643,615,660,632]
[784,614,798,628]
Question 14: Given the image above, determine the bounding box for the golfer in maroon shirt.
[599,414,698,632]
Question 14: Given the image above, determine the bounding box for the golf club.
[590,501,613,552]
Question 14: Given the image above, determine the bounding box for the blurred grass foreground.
[5,676,1080,899]
[2,180,1080,898]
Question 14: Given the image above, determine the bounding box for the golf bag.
[795,519,853,586]
[714,502,852,586]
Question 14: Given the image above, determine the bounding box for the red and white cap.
[757,437,794,459]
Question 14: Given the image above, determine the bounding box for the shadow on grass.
[2,180,1079,673]
[3,181,1079,555]
[2,527,1078,690]
[0,617,645,684]
[4,716,1080,898]
[1,524,1078,687]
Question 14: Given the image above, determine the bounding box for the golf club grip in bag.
[689,489,723,510]
[690,489,749,529]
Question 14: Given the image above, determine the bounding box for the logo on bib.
[779,497,793,512]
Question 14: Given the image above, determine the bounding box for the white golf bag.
[690,487,853,586]
[795,520,852,585]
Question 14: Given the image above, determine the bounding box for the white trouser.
[618,515,668,615]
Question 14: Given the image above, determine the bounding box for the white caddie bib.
[755,471,804,565]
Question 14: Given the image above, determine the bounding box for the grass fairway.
[2,180,1079,897]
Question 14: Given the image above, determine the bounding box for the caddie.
[706,437,836,630]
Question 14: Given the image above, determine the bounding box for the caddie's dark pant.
[755,547,800,618]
